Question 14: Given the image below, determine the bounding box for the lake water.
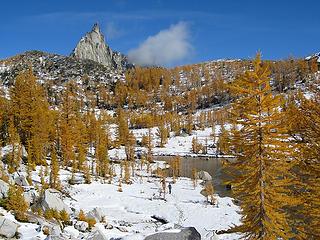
[154,156,234,197]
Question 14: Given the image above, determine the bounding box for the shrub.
[78,209,86,221]
[60,209,71,225]
[5,185,28,221]
[87,218,96,229]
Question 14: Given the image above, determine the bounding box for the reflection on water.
[154,156,234,197]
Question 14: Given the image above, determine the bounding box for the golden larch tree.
[226,53,297,239]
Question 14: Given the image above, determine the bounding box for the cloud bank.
[128,22,192,66]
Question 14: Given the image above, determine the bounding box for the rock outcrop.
[0,179,9,198]
[0,216,20,238]
[86,207,105,223]
[74,221,89,232]
[144,227,201,240]
[15,175,29,187]
[71,23,128,70]
[196,170,212,181]
[86,228,108,240]
[39,188,72,214]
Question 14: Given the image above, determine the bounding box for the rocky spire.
[71,23,128,69]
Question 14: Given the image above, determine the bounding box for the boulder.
[0,216,20,238]
[0,179,9,198]
[24,189,38,206]
[200,188,209,197]
[144,227,201,240]
[41,221,62,236]
[15,175,29,186]
[40,188,72,214]
[74,220,89,232]
[86,228,108,240]
[196,171,212,181]
[63,226,80,238]
[86,207,105,222]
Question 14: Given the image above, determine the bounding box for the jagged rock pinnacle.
[92,22,100,33]
[71,23,128,69]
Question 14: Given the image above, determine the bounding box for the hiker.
[168,182,172,194]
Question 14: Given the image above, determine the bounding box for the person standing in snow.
[168,183,172,194]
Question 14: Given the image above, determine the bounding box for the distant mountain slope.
[0,50,125,86]
[305,52,320,61]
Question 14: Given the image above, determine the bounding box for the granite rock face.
[71,23,128,70]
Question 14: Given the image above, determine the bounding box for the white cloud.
[128,22,192,66]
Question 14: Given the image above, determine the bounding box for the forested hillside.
[0,51,319,239]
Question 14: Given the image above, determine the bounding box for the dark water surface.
[154,156,234,197]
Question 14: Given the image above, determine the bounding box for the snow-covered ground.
[0,123,240,239]
[66,175,241,240]
[0,159,241,240]
[109,126,234,159]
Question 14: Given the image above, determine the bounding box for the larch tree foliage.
[49,146,60,190]
[59,81,79,168]
[10,69,51,166]
[95,121,110,178]
[7,116,21,173]
[116,108,129,146]
[286,93,320,239]
[156,118,168,147]
[226,53,297,239]
[125,131,135,162]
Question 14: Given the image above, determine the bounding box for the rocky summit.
[71,23,129,70]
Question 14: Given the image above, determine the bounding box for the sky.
[0,0,319,66]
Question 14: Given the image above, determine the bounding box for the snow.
[108,126,235,159]
[0,208,46,240]
[0,122,240,240]
[63,162,241,239]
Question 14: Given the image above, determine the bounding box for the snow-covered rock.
[0,216,20,238]
[41,221,62,237]
[196,170,212,181]
[63,226,80,239]
[74,220,89,232]
[39,188,72,214]
[144,227,201,240]
[86,207,105,222]
[86,228,108,240]
[24,189,38,205]
[15,175,30,186]
[0,179,9,198]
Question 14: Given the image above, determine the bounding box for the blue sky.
[0,0,319,66]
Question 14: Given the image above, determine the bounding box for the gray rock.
[24,189,38,206]
[86,207,105,222]
[74,220,89,232]
[0,216,20,238]
[196,171,212,181]
[116,226,128,232]
[0,179,9,198]
[41,221,62,236]
[86,228,108,240]
[71,23,128,70]
[44,236,66,240]
[104,223,113,229]
[15,175,29,186]
[40,188,72,214]
[144,227,201,240]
